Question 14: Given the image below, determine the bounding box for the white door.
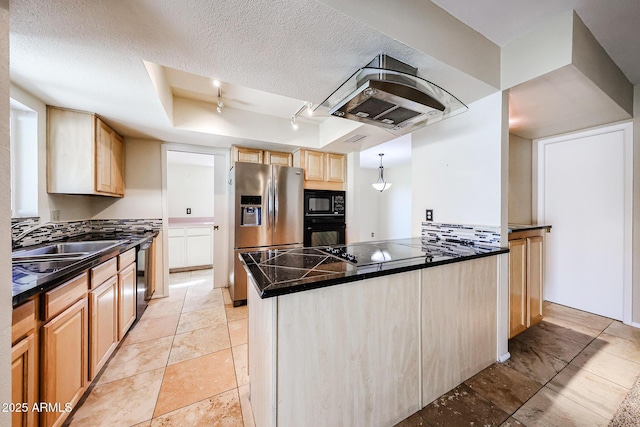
[537,123,631,321]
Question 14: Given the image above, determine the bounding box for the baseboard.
[631,322,640,329]
[498,352,511,363]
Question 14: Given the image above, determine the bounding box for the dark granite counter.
[241,237,508,299]
[508,224,552,233]
[12,231,157,307]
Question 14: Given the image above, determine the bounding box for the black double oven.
[303,190,346,247]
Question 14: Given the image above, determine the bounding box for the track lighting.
[290,116,299,130]
[215,82,223,113]
[291,101,313,129]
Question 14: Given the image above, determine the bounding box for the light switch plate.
[426,209,433,221]
[50,210,60,221]
[186,208,192,215]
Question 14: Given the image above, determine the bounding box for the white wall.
[634,85,640,325]
[1,0,12,420]
[167,162,215,218]
[410,92,505,235]
[508,133,533,224]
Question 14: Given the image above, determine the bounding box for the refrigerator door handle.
[267,176,273,235]
[273,173,279,231]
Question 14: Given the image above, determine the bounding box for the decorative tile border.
[421,222,501,248]
[12,218,162,248]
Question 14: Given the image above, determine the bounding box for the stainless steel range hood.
[320,55,467,135]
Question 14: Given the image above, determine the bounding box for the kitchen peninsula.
[241,237,509,427]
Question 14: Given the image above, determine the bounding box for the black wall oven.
[304,190,346,247]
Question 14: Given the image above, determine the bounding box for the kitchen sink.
[12,240,124,263]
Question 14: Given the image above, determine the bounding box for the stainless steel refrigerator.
[229,162,303,305]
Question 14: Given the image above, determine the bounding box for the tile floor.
[65,269,254,427]
[66,272,640,427]
[398,301,640,427]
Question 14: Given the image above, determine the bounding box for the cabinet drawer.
[91,258,117,289]
[168,227,185,237]
[186,226,212,237]
[118,248,136,270]
[44,273,89,321]
[12,300,35,345]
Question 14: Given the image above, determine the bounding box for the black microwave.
[304,190,345,216]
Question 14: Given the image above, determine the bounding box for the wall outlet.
[371,232,374,237]
[50,209,60,221]
[186,208,192,215]
[426,209,433,221]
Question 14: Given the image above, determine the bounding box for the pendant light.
[371,153,392,192]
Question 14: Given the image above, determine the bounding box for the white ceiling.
[9,1,640,158]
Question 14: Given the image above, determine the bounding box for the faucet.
[12,222,60,248]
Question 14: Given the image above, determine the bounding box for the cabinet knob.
[213,225,219,231]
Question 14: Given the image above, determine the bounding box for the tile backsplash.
[421,222,501,248]
[12,218,162,248]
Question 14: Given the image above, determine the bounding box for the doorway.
[161,144,229,297]
[536,122,632,322]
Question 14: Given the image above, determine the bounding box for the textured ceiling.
[433,0,640,84]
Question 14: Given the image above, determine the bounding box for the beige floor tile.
[223,287,232,305]
[511,324,586,363]
[232,344,249,387]
[69,368,164,426]
[183,287,224,312]
[500,417,525,426]
[168,271,192,284]
[542,313,602,342]
[98,336,173,384]
[168,323,231,365]
[238,384,255,427]
[154,349,237,417]
[225,303,248,322]
[548,364,628,419]
[513,386,608,427]
[590,332,640,364]
[504,338,567,384]
[123,312,180,346]
[228,318,248,347]
[571,343,640,389]
[150,389,243,426]
[544,303,613,331]
[604,321,640,345]
[190,268,214,278]
[143,298,184,319]
[176,305,227,334]
[132,422,152,427]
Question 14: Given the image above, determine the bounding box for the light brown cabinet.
[47,106,125,197]
[89,261,119,380]
[41,296,88,427]
[508,229,545,338]
[293,149,346,190]
[118,249,137,341]
[11,300,37,427]
[232,145,293,166]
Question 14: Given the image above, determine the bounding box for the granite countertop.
[508,224,552,233]
[240,237,509,299]
[12,231,157,308]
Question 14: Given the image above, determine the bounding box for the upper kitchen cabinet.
[232,145,293,166]
[47,106,125,197]
[293,149,346,191]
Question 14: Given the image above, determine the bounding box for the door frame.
[535,121,633,325]
[161,143,230,296]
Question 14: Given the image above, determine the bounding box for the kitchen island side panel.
[247,280,277,427]
[276,271,421,427]
[421,256,498,405]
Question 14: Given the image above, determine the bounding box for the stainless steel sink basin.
[12,240,124,263]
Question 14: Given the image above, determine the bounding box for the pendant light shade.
[371,153,392,192]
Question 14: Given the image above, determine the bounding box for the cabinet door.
[186,227,213,266]
[89,276,118,380]
[118,263,137,340]
[235,147,263,164]
[96,119,114,194]
[304,150,325,182]
[508,239,527,338]
[11,334,36,427]
[168,228,186,269]
[527,235,544,327]
[265,150,293,166]
[111,132,125,196]
[41,298,88,427]
[326,153,346,183]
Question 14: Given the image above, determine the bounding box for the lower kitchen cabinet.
[168,225,213,270]
[508,229,545,338]
[118,262,136,341]
[12,300,37,427]
[41,297,88,427]
[89,275,118,380]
